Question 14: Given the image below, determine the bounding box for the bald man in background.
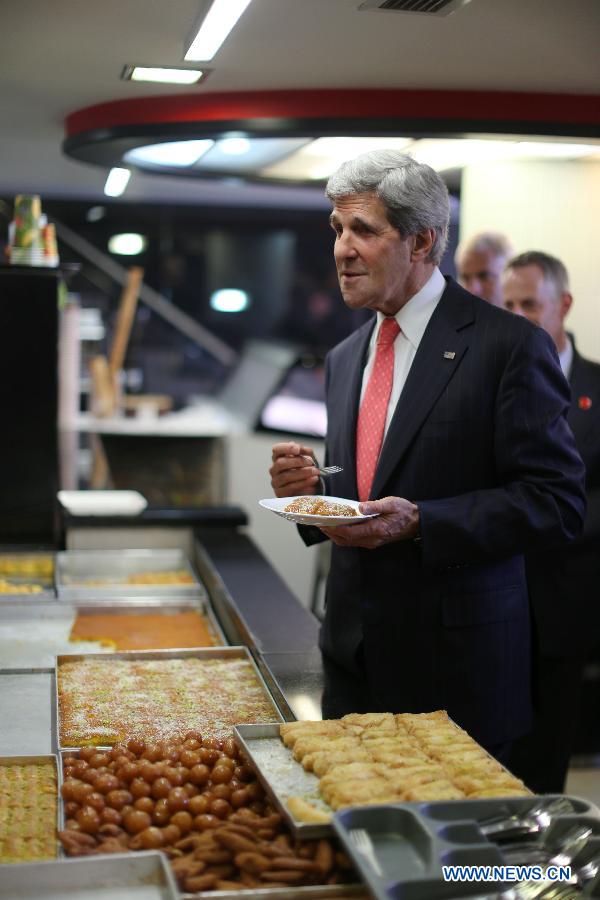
[455,232,514,307]
[502,250,600,792]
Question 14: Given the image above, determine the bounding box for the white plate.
[57,490,148,516]
[259,495,378,526]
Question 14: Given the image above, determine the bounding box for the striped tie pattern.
[356,317,401,502]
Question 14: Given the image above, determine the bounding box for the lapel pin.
[443,351,456,359]
[578,396,592,410]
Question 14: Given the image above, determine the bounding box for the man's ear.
[412,228,436,261]
[560,292,573,322]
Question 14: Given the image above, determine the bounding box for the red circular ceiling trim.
[65,89,600,137]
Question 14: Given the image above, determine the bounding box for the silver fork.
[310,454,343,476]
[348,828,384,877]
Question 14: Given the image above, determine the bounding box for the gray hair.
[325,150,450,265]
[506,250,570,298]
[455,231,514,264]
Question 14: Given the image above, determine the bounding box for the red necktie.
[356,317,401,502]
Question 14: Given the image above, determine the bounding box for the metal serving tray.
[234,723,332,839]
[0,550,56,601]
[55,751,366,900]
[56,647,283,750]
[0,851,179,899]
[332,795,600,900]
[0,599,225,671]
[73,597,227,646]
[0,672,54,753]
[0,754,60,863]
[181,886,365,899]
[56,549,206,600]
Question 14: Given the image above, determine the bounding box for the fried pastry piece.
[342,712,396,731]
[307,748,371,776]
[469,787,531,798]
[292,735,360,763]
[320,763,387,805]
[286,796,332,823]
[398,710,450,731]
[329,779,396,810]
[280,720,346,748]
[454,772,527,795]
[369,749,430,767]
[401,781,466,801]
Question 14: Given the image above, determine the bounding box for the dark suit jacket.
[303,278,585,748]
[526,340,600,657]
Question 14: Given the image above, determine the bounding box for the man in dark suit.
[269,151,585,759]
[502,250,600,791]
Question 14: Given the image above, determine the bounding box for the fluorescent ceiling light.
[126,66,205,85]
[218,137,251,156]
[515,141,600,159]
[260,136,413,180]
[210,289,250,313]
[124,140,214,168]
[104,167,131,197]
[108,233,147,256]
[185,0,253,61]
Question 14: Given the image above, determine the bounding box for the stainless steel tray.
[0,672,54,753]
[0,551,55,600]
[332,795,600,900]
[64,597,226,647]
[56,549,206,600]
[234,723,332,839]
[55,750,365,900]
[0,599,225,670]
[0,753,60,863]
[0,851,179,898]
[182,887,365,899]
[56,647,283,750]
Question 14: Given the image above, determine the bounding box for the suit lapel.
[371,282,475,499]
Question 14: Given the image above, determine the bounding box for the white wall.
[460,159,600,361]
[226,431,325,609]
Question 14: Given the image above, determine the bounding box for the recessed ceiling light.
[108,233,147,256]
[86,205,106,222]
[124,140,214,168]
[185,0,253,62]
[104,168,131,197]
[210,289,250,313]
[122,65,208,85]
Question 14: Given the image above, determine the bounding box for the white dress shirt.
[359,267,446,439]
[558,335,573,380]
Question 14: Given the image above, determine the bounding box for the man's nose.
[335,232,358,257]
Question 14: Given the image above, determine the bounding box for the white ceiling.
[0,0,598,207]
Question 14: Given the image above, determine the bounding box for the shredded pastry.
[58,656,278,746]
[284,497,358,517]
[280,710,529,819]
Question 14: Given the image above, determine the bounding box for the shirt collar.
[375,267,445,350]
[558,334,573,380]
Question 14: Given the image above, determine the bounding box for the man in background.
[455,231,514,307]
[503,250,600,792]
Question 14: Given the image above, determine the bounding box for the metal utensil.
[480,797,576,841]
[316,464,344,475]
[309,454,343,476]
[348,827,384,877]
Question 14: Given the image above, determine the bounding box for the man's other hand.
[270,442,321,498]
[320,496,419,548]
